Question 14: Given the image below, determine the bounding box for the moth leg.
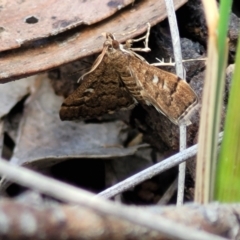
[125,22,151,52]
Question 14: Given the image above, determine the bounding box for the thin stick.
[164,0,186,206]
[195,0,220,203]
[164,0,184,77]
[98,132,222,199]
[178,125,187,205]
[0,121,3,158]
[157,177,178,205]
[152,58,206,67]
[0,158,226,240]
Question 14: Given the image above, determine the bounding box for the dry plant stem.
[157,176,178,205]
[164,0,184,77]
[0,159,226,240]
[195,0,219,203]
[0,121,3,156]
[152,58,207,67]
[164,0,186,206]
[0,199,235,240]
[99,132,223,199]
[178,125,187,205]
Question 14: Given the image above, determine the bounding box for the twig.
[0,121,3,159]
[0,157,226,240]
[98,132,223,199]
[0,199,233,240]
[178,125,187,205]
[164,0,186,205]
[157,176,178,205]
[195,0,220,203]
[152,57,206,67]
[164,0,184,77]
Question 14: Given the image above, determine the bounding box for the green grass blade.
[215,32,240,202]
[195,0,233,203]
[209,0,233,200]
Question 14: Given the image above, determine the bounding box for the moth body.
[60,32,198,125]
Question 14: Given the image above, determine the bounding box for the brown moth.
[60,29,198,125]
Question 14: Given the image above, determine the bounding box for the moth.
[60,25,198,125]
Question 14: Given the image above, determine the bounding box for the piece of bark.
[226,12,239,62]
[176,0,207,45]
[177,0,239,63]
[0,74,149,193]
[5,75,146,168]
[0,76,36,118]
[225,64,235,102]
[0,198,239,239]
[0,0,134,52]
[0,0,187,83]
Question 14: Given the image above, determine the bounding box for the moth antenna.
[102,32,115,40]
[77,46,108,83]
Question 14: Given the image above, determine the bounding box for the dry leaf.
[0,0,187,83]
[0,0,134,52]
[0,121,3,157]
[0,76,36,118]
[9,75,146,170]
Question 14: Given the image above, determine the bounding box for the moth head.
[112,40,120,49]
[103,32,115,40]
[103,41,121,62]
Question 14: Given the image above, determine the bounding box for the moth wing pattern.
[128,55,198,125]
[59,30,198,125]
[59,56,136,121]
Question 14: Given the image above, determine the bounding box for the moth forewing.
[123,52,198,125]
[59,50,136,121]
